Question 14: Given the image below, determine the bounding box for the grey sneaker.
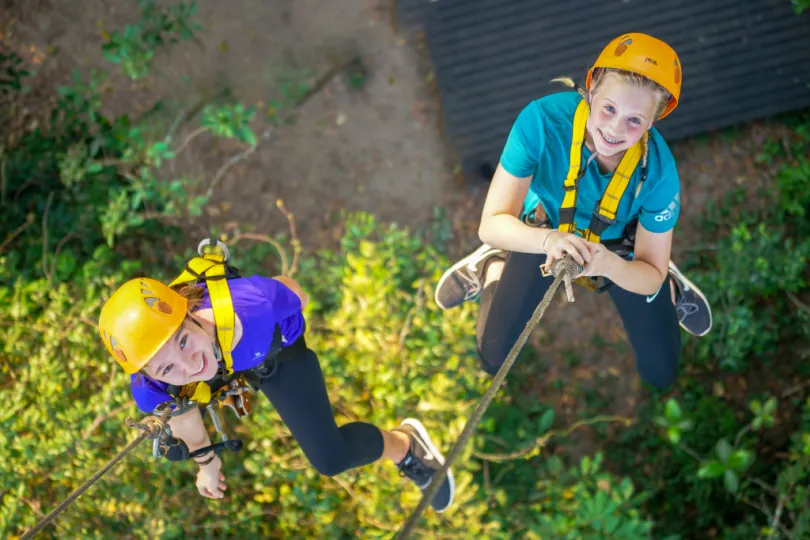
[669,261,712,337]
[393,418,455,513]
[435,244,506,310]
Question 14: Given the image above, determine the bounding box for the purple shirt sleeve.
[247,276,302,321]
[130,374,173,414]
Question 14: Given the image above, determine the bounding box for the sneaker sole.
[434,244,502,310]
[401,418,455,513]
[669,260,712,336]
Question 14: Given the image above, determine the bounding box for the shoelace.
[457,262,483,301]
[671,274,700,323]
[676,299,699,322]
[398,454,433,486]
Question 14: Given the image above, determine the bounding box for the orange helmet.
[586,33,682,120]
[98,277,188,374]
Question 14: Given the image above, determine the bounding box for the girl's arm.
[479,164,593,266]
[272,275,310,310]
[601,223,671,296]
[168,406,214,454]
[169,407,226,499]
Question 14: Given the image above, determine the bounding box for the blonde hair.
[552,69,672,123]
[171,283,206,311]
[552,68,673,171]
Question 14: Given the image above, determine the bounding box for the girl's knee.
[477,343,505,375]
[307,452,348,477]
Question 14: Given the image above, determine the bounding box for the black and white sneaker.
[435,244,506,310]
[393,418,455,513]
[669,261,712,337]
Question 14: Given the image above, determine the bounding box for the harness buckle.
[592,199,618,223]
[563,177,581,192]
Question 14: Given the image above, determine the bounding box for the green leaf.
[727,449,754,471]
[749,399,762,414]
[666,427,681,445]
[538,409,555,433]
[581,456,592,475]
[238,126,258,146]
[677,419,694,431]
[715,439,732,463]
[665,399,682,421]
[653,416,669,429]
[763,398,777,415]
[697,461,726,479]
[604,515,620,534]
[620,478,634,500]
[723,470,739,494]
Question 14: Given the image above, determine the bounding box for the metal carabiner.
[197,237,231,262]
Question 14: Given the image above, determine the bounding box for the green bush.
[610,112,810,537]
[1,5,653,537]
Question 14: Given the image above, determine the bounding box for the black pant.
[166,341,385,475]
[476,251,681,389]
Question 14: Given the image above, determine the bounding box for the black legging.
[165,339,385,475]
[477,251,681,389]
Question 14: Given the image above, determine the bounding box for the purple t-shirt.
[130,275,304,413]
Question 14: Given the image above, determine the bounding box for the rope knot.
[126,408,170,440]
[548,257,583,303]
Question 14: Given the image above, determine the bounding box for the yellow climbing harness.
[558,99,647,243]
[536,99,648,291]
[166,239,254,418]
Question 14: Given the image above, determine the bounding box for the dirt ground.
[3,0,785,453]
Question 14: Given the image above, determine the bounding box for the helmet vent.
[143,295,174,314]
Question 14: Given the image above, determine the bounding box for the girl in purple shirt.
[99,274,454,513]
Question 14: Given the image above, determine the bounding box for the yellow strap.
[186,382,212,403]
[559,100,591,233]
[583,133,645,243]
[205,263,236,375]
[169,257,220,288]
[169,253,236,376]
[557,99,644,242]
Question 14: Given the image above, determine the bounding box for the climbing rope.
[396,256,582,539]
[21,409,170,540]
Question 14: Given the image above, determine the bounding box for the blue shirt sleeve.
[247,275,302,321]
[638,158,681,233]
[499,101,545,178]
[131,374,173,414]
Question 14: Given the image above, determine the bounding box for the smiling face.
[585,73,658,157]
[142,316,220,385]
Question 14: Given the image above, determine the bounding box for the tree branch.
[0,213,35,255]
[229,232,290,277]
[473,415,633,462]
[173,125,208,156]
[786,291,810,316]
[766,495,787,540]
[82,401,134,441]
[41,193,55,284]
[275,199,300,276]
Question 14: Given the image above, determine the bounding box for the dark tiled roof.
[397,0,810,179]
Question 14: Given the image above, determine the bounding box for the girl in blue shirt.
[435,33,711,389]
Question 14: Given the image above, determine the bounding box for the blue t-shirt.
[500,91,681,241]
[130,275,305,413]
